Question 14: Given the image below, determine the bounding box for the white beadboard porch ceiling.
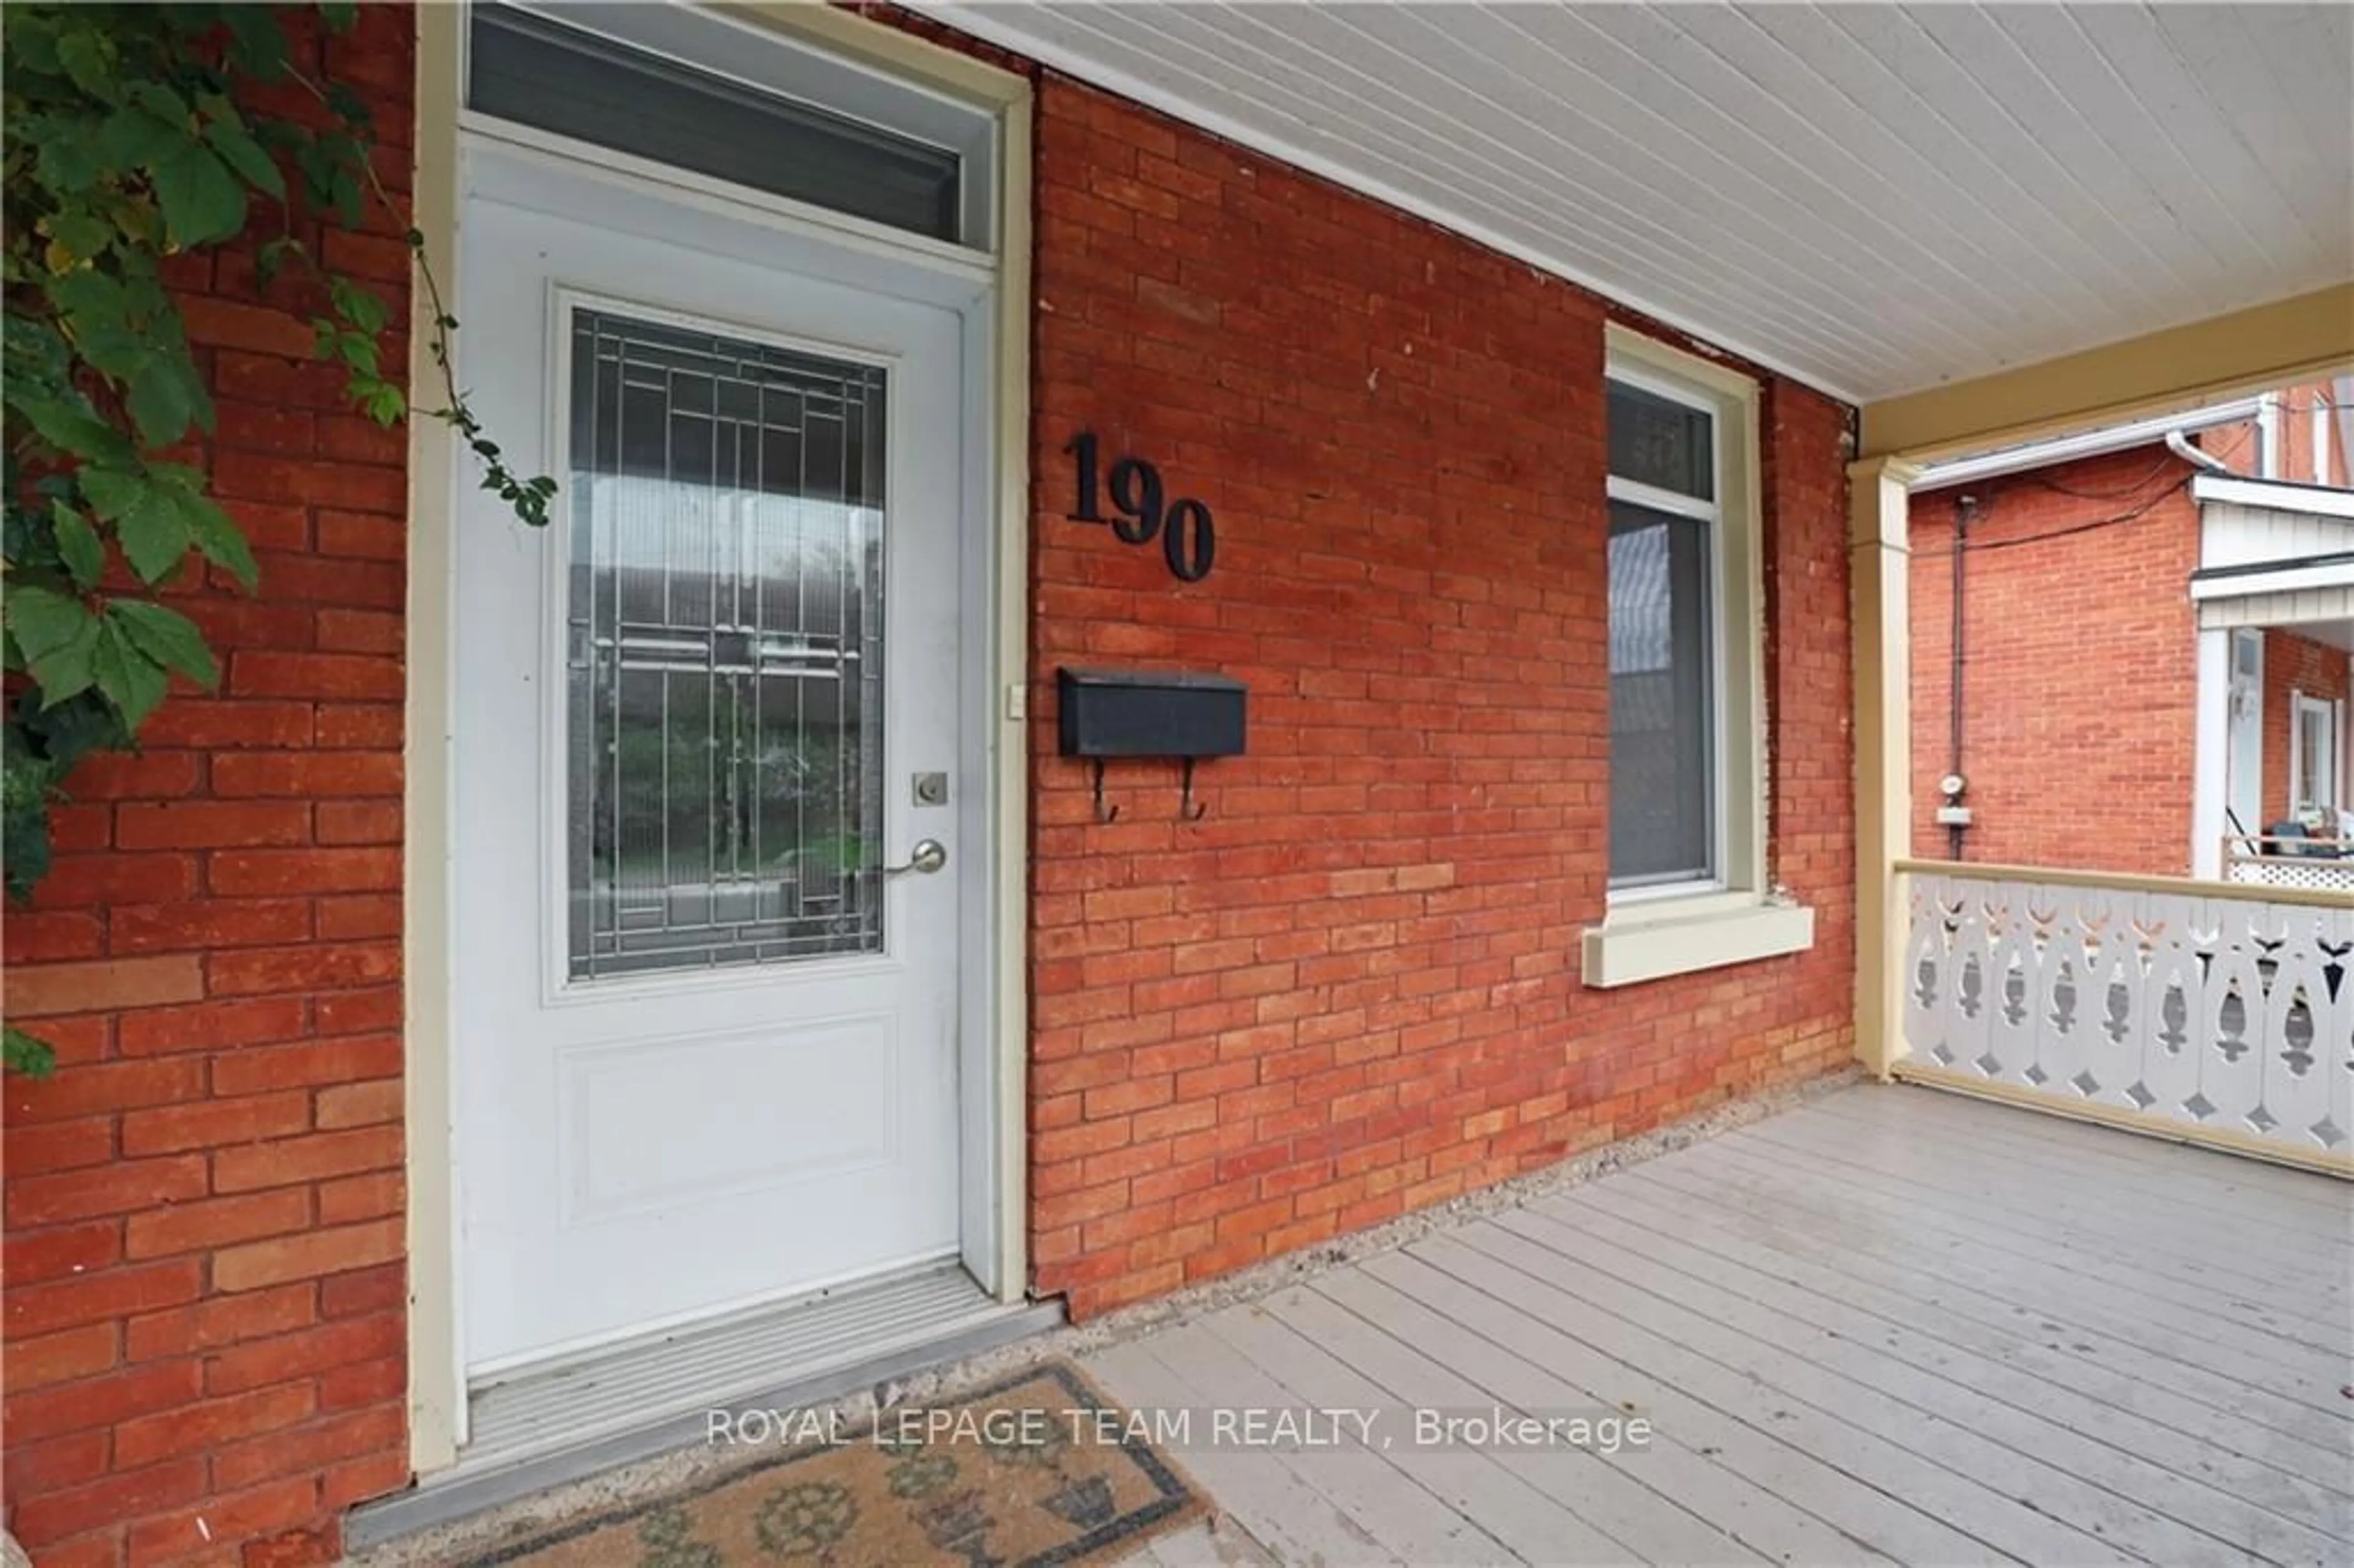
[916,1,2354,406]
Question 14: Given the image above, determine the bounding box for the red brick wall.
[1026,75,1859,1319]
[1906,447,2202,875]
[2,12,414,1565]
[2322,385,2352,488]
[2276,384,2340,484]
[2261,630,2351,823]
[2198,380,2342,484]
[2,9,1864,1554]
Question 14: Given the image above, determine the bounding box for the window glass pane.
[567,306,887,979]
[471,4,962,243]
[1608,501,1715,885]
[2296,704,2335,808]
[1609,381,1715,500]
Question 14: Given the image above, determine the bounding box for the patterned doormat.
[463,1361,1205,1567]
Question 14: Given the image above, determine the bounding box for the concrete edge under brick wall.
[348,1065,1861,1568]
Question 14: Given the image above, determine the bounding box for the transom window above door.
[465,2,996,248]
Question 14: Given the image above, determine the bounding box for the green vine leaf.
[128,81,192,125]
[10,389,129,464]
[54,31,116,101]
[2,0,552,1073]
[205,116,284,199]
[351,378,403,427]
[151,137,247,249]
[4,1027,57,1079]
[50,500,102,587]
[90,618,170,726]
[218,9,292,78]
[178,484,258,590]
[80,466,189,582]
[328,275,388,335]
[108,598,218,687]
[95,102,182,172]
[33,126,105,195]
[5,584,102,704]
[45,208,115,264]
[126,363,202,447]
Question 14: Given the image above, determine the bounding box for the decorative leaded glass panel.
[566,305,887,979]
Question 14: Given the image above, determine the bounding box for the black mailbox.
[1058,668,1246,823]
[1059,667,1246,758]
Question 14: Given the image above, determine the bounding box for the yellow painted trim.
[1849,457,1919,1079]
[987,88,1034,1305]
[1895,856,2354,912]
[403,0,464,1477]
[1603,321,1758,404]
[1862,283,2354,461]
[1894,1064,2354,1180]
[722,2,1029,104]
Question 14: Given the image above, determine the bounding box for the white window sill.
[1580,894,1815,988]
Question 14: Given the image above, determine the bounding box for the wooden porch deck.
[1093,1083,2354,1567]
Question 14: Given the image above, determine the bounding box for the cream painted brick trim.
[1581,900,1816,989]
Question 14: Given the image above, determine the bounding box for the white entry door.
[452,161,967,1372]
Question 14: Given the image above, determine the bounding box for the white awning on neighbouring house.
[2192,471,2354,633]
[2193,577,2354,640]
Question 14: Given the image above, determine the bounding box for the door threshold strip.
[347,1263,1061,1551]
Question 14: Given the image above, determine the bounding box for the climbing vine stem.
[2,2,551,1075]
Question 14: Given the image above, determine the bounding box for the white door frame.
[403,3,1033,1476]
[2198,626,2268,878]
[2192,627,2230,878]
[2228,628,2265,831]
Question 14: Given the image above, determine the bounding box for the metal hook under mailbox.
[1091,759,1120,824]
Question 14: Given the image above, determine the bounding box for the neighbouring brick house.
[2,4,2347,1565]
[1907,383,2354,879]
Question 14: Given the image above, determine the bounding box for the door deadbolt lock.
[912,771,949,807]
[883,839,948,877]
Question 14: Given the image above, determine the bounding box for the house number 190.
[1063,431,1216,582]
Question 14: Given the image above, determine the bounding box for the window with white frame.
[1585,330,1808,988]
[1605,371,1726,892]
[2290,691,2340,816]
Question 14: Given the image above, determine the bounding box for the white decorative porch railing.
[1894,860,2353,1174]
[2222,834,2354,895]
